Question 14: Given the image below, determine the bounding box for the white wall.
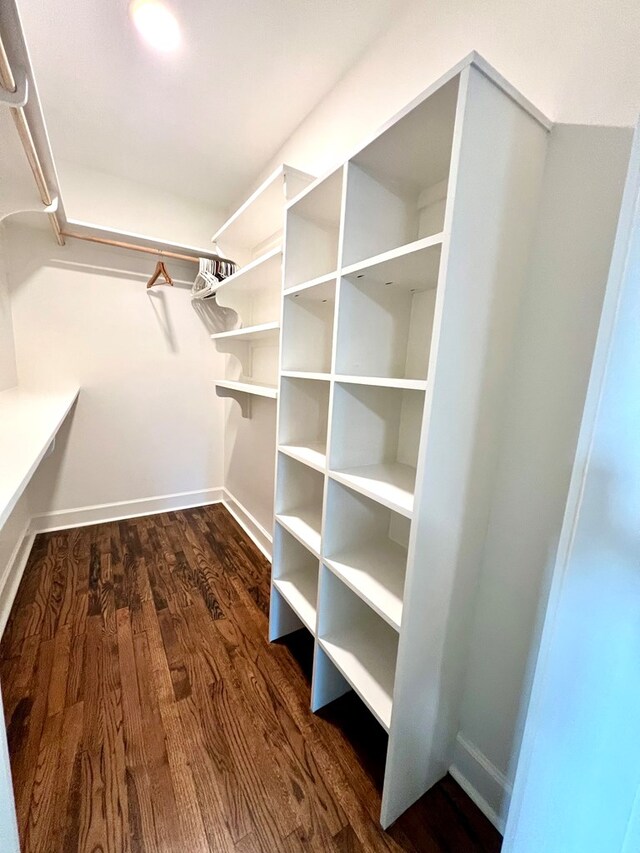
[0,228,17,391]
[237,0,640,203]
[505,124,640,853]
[6,223,226,522]
[450,125,632,827]
[57,160,225,249]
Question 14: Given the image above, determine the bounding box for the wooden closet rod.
[0,30,65,246]
[61,230,201,264]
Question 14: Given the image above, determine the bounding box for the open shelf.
[317,567,398,731]
[214,379,277,399]
[284,168,343,288]
[275,454,325,556]
[333,376,426,391]
[211,321,279,342]
[272,525,320,632]
[278,376,329,472]
[335,238,442,382]
[212,164,313,258]
[341,77,458,267]
[0,387,79,529]
[281,279,336,374]
[329,382,424,517]
[214,246,282,296]
[281,371,331,382]
[324,480,408,631]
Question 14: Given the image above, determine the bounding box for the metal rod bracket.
[0,65,28,108]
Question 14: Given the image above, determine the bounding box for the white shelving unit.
[270,54,551,827]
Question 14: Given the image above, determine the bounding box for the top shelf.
[212,164,314,254]
[0,386,79,530]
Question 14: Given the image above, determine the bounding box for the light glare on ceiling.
[130,0,181,52]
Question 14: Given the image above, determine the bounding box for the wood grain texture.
[1,505,502,852]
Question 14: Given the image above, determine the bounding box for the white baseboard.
[222,490,272,561]
[450,732,512,833]
[0,523,35,638]
[29,487,225,533]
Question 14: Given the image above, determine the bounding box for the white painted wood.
[341,77,459,267]
[504,121,640,853]
[270,57,550,829]
[317,567,398,731]
[381,66,548,827]
[323,479,408,630]
[284,168,343,288]
[0,387,79,529]
[214,246,282,296]
[278,376,329,464]
[214,379,277,398]
[281,280,336,373]
[341,233,443,285]
[280,370,331,382]
[212,165,313,256]
[211,321,280,342]
[275,454,325,557]
[328,465,415,519]
[278,444,326,474]
[271,518,320,635]
[333,376,427,391]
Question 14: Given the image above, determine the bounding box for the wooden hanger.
[146,260,173,289]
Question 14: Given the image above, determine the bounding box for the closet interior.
[1,2,631,848]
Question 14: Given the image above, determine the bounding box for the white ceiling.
[17,0,404,210]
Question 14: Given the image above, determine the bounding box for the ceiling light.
[130,0,181,52]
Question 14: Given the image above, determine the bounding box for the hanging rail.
[0,30,64,245]
[60,230,200,264]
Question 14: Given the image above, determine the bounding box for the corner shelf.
[214,379,277,398]
[213,246,282,297]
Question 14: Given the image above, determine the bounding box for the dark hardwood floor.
[0,504,502,852]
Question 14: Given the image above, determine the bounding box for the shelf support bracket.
[0,65,28,108]
[215,386,252,418]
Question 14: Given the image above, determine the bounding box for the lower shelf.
[324,538,406,631]
[329,462,415,517]
[318,611,397,731]
[275,508,322,557]
[273,570,318,633]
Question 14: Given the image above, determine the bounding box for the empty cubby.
[284,168,343,288]
[278,376,330,469]
[315,565,399,731]
[328,382,425,516]
[335,241,441,381]
[341,77,459,266]
[275,452,325,556]
[323,479,409,631]
[281,279,336,373]
[271,523,320,634]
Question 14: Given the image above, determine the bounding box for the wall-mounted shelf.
[0,386,79,529]
[211,322,280,342]
[270,54,551,829]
